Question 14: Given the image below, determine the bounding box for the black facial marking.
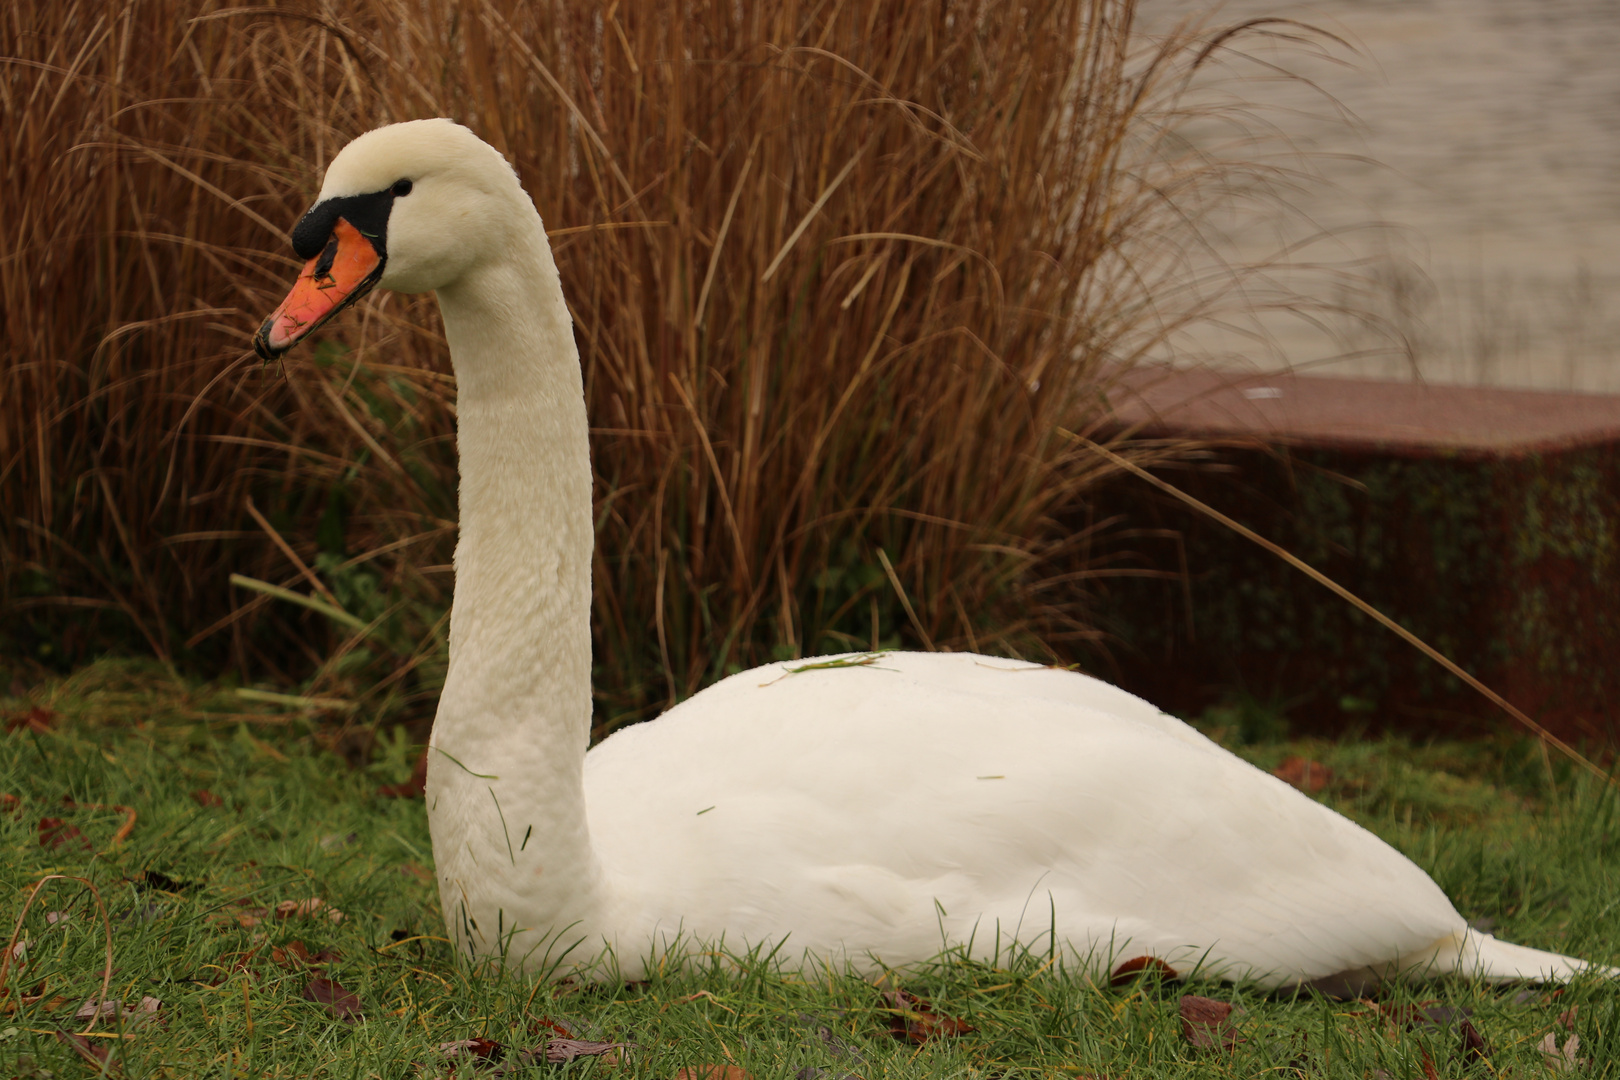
[313,235,339,282]
[290,187,396,260]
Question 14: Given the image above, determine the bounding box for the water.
[1142,0,1620,390]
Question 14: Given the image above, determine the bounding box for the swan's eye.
[392,178,413,197]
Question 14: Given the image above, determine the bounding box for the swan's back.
[583,652,1465,986]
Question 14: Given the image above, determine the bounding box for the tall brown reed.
[1,0,1285,724]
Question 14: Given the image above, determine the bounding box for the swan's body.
[256,119,1606,988]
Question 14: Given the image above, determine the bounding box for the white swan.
[255,118,1604,988]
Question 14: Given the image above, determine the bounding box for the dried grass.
[2,0,1299,725]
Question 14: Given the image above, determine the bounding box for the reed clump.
[2,0,1279,725]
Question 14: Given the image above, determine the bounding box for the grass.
[2,659,1617,1077]
[2,0,1325,728]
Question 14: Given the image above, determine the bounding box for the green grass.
[2,659,1618,1077]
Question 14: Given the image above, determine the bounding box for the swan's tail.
[1417,929,1618,983]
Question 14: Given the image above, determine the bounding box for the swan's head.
[254,119,530,359]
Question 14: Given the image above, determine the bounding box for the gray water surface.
[1144,0,1620,390]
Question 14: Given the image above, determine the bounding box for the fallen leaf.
[1457,1017,1491,1063]
[272,940,313,967]
[7,707,56,734]
[399,862,433,883]
[1,793,19,814]
[532,1016,577,1038]
[880,988,972,1042]
[1558,1005,1578,1030]
[131,996,163,1027]
[302,976,362,1021]
[37,817,91,851]
[71,995,163,1028]
[1272,756,1334,794]
[191,789,224,808]
[1539,1031,1584,1072]
[675,1067,750,1080]
[54,1027,109,1065]
[74,997,118,1021]
[440,1037,504,1060]
[1378,1001,1488,1062]
[276,897,345,923]
[273,940,340,968]
[1109,955,1178,987]
[208,901,269,929]
[544,1037,628,1064]
[1179,995,1244,1051]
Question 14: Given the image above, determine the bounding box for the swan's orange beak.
[254,217,384,359]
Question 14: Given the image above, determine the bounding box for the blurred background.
[1145,0,1620,390]
[3,0,1616,746]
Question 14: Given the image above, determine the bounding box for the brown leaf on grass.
[207,900,269,928]
[439,1037,504,1061]
[1557,1005,1578,1030]
[1377,1000,1487,1061]
[1109,955,1178,988]
[399,862,433,883]
[7,707,56,734]
[191,789,224,808]
[1272,756,1334,794]
[74,996,118,1021]
[880,988,973,1042]
[1457,1017,1491,1063]
[73,995,163,1027]
[276,897,345,923]
[544,1038,628,1065]
[271,939,339,968]
[379,748,429,798]
[675,1066,750,1080]
[37,817,91,851]
[532,1015,577,1038]
[302,976,362,1021]
[1179,995,1244,1051]
[131,995,163,1027]
[54,1027,109,1065]
[1,793,20,814]
[1540,1031,1585,1072]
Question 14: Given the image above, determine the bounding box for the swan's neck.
[425,213,601,960]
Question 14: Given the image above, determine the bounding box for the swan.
[253,118,1605,989]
